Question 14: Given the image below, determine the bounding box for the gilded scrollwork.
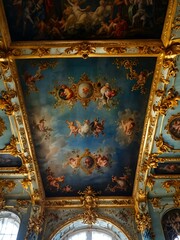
[21,178,32,190]
[135,212,152,232]
[2,135,19,155]
[25,213,45,239]
[0,117,7,137]
[0,89,19,115]
[142,153,165,173]
[0,179,16,208]
[0,47,21,58]
[162,58,178,79]
[31,48,50,57]
[162,180,180,207]
[153,86,180,116]
[155,134,174,153]
[149,197,161,209]
[65,42,96,59]
[146,176,155,191]
[78,186,100,224]
[112,199,134,206]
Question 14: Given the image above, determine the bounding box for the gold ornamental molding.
[141,153,165,173]
[25,212,45,240]
[0,179,16,210]
[149,198,162,210]
[65,42,96,59]
[78,186,100,225]
[0,89,19,115]
[0,117,7,136]
[155,134,174,153]
[2,135,19,155]
[162,180,180,207]
[0,40,168,59]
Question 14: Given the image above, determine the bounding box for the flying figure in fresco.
[46,167,65,191]
[66,121,79,136]
[120,118,136,136]
[76,120,91,136]
[90,118,105,137]
[127,69,153,94]
[99,82,117,105]
[106,175,130,192]
[33,117,53,140]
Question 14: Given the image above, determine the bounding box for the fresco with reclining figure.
[3,0,168,41]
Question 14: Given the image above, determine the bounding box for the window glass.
[68,231,86,240]
[0,211,20,240]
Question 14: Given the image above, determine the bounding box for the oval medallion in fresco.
[166,114,180,140]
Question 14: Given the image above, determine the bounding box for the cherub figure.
[66,120,79,136]
[121,118,135,136]
[127,69,153,94]
[33,117,52,139]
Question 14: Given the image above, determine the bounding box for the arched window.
[162,208,180,240]
[51,218,130,240]
[0,211,20,240]
[68,229,113,240]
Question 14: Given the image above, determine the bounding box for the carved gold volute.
[0,89,19,115]
[2,135,19,155]
[155,134,174,153]
[162,180,180,207]
[0,117,7,137]
[78,186,100,224]
[65,42,96,59]
[135,212,152,233]
[0,179,16,209]
[142,153,165,173]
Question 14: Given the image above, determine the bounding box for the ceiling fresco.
[2,0,168,41]
[0,1,180,238]
[16,57,156,197]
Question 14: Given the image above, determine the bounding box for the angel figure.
[66,120,79,136]
[127,69,153,94]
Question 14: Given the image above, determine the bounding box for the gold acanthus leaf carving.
[0,62,9,74]
[162,180,180,193]
[155,134,174,153]
[65,43,96,59]
[0,179,16,194]
[0,117,7,137]
[78,186,100,224]
[2,135,19,155]
[0,197,5,210]
[0,89,19,115]
[162,58,178,79]
[165,43,180,55]
[153,86,180,116]
[135,212,152,232]
[0,48,21,58]
[26,213,44,238]
[142,153,165,172]
[21,178,32,190]
[146,176,155,191]
[105,46,126,54]
[162,180,180,207]
[31,48,50,57]
[149,198,161,209]
[17,200,31,208]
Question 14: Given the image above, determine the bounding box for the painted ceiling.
[0,0,180,211]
